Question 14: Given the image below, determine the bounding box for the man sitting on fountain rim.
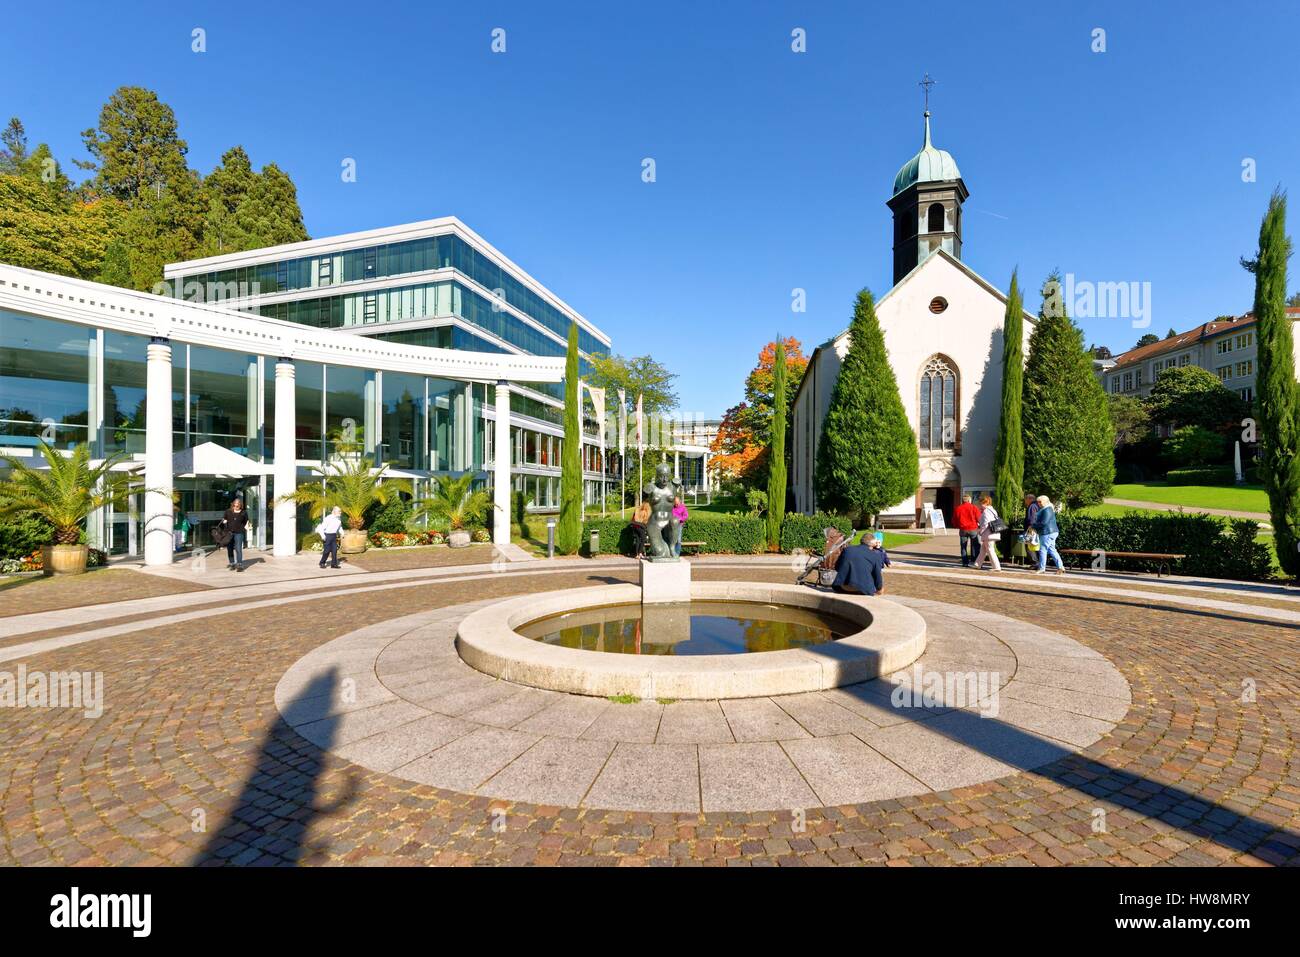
[830,533,886,596]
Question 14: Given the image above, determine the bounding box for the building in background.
[669,416,720,495]
[1100,308,1300,405]
[0,219,615,563]
[163,218,618,517]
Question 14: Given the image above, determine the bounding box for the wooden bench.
[1058,548,1186,577]
[679,540,707,555]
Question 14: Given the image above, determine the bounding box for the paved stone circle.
[275,593,1130,812]
[455,582,927,699]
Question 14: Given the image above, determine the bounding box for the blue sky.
[3,0,1298,417]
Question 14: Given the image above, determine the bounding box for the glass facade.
[1,310,591,556]
[250,279,597,360]
[178,233,608,356]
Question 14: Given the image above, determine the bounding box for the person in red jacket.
[953,493,982,567]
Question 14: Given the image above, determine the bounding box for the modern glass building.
[0,220,609,565]
[162,218,616,517]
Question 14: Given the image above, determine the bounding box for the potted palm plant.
[276,455,412,554]
[414,474,493,547]
[0,442,136,575]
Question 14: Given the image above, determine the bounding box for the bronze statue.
[642,462,681,561]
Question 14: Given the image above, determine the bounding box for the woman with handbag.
[628,500,651,559]
[220,498,251,572]
[975,494,1003,572]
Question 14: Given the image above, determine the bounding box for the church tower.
[887,79,967,286]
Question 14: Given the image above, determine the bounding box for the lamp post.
[546,517,556,559]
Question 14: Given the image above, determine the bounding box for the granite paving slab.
[272,593,1130,811]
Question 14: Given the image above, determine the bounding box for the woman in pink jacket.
[672,498,689,557]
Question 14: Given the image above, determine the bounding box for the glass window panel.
[324,365,371,457]
[103,330,148,455]
[381,371,425,470]
[0,310,93,450]
[186,343,257,454]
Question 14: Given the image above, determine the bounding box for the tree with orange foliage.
[710,337,807,489]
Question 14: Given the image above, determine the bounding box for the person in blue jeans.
[1031,494,1064,574]
[220,498,251,572]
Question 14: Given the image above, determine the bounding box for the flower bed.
[368,530,452,548]
[0,547,108,574]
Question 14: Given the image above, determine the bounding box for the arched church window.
[918,355,958,451]
[927,202,945,233]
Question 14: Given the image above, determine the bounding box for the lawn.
[1110,482,1269,514]
[1074,503,1164,519]
[850,530,927,549]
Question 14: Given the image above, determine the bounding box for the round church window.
[929,296,948,314]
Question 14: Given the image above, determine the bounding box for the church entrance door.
[933,486,957,528]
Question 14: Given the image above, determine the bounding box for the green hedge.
[1057,513,1272,580]
[1163,466,1259,486]
[779,512,854,553]
[0,515,55,560]
[364,497,411,534]
[1165,466,1235,486]
[582,512,766,556]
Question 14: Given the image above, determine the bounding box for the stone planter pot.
[42,544,89,576]
[448,529,471,549]
[341,529,369,554]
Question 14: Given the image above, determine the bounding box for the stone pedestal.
[640,559,691,604]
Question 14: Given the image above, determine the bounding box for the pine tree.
[238,162,308,246]
[1252,190,1300,576]
[993,270,1025,519]
[557,323,583,554]
[0,117,27,173]
[766,338,787,548]
[815,289,918,523]
[1022,272,1115,508]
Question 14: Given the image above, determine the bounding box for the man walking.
[954,493,982,567]
[319,506,343,570]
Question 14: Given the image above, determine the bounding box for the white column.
[493,381,512,546]
[674,449,680,482]
[143,338,174,566]
[274,359,298,556]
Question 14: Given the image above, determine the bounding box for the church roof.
[892,112,962,196]
[793,249,1034,408]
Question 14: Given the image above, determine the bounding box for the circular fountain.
[455,581,926,700]
[458,470,926,699]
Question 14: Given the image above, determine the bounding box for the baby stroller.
[795,530,849,588]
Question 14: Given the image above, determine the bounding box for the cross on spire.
[919,73,936,113]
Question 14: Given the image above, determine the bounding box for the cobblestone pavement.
[0,561,1297,866]
[0,568,209,618]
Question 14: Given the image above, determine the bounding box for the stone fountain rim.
[454,581,927,700]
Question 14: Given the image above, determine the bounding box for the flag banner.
[635,393,644,455]
[617,388,627,457]
[584,383,606,454]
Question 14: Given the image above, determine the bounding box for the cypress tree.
[1252,190,1300,576]
[1022,272,1114,508]
[993,270,1025,519]
[557,322,583,554]
[766,337,787,548]
[815,289,918,523]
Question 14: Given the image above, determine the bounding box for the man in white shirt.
[318,506,344,570]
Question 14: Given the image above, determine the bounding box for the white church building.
[791,109,1035,528]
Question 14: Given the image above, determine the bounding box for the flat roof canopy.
[0,263,566,384]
